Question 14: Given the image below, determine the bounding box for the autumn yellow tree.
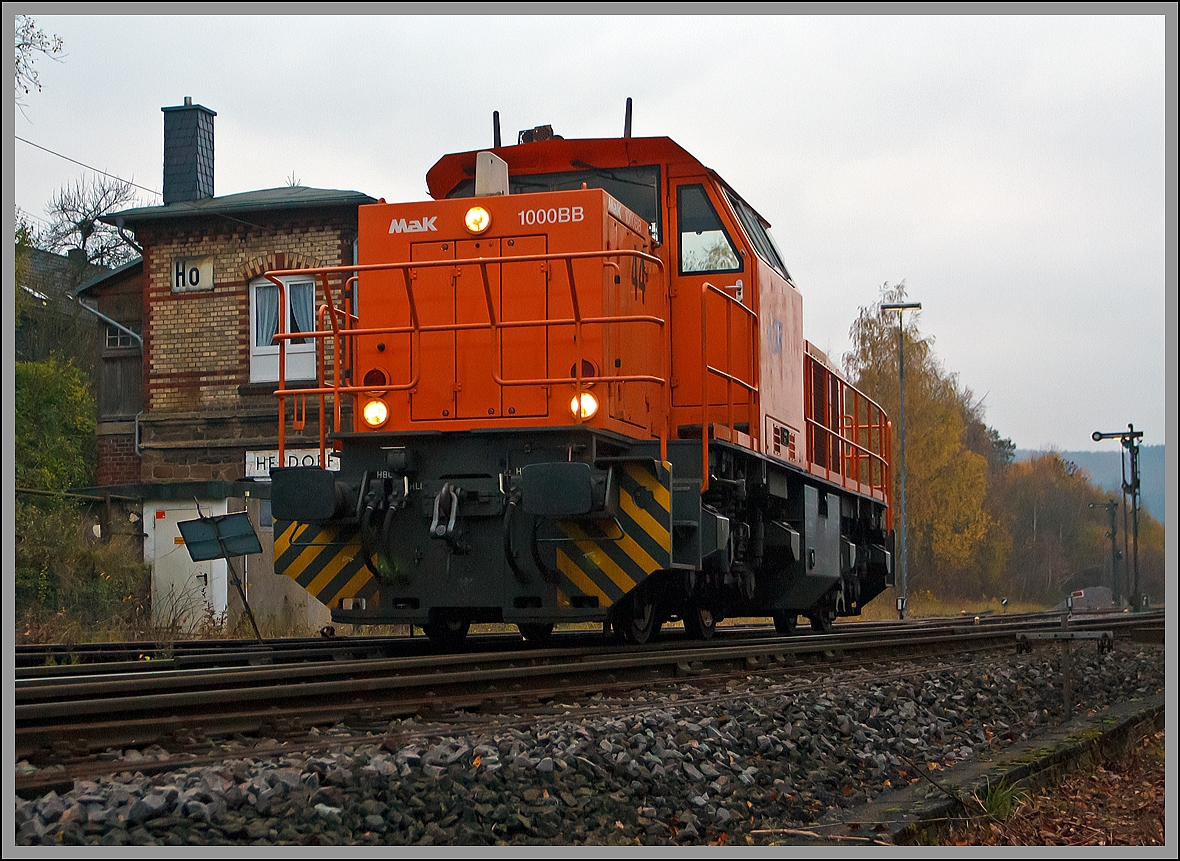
[844,283,1011,598]
[843,283,1160,606]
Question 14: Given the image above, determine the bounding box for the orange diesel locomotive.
[268,117,893,647]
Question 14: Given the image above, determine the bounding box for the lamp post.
[881,301,921,619]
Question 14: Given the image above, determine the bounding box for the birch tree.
[844,282,1009,597]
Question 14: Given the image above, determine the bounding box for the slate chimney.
[161,96,216,204]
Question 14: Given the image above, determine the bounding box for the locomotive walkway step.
[801,691,1165,845]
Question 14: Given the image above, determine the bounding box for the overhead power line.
[16,134,280,235]
[16,135,161,197]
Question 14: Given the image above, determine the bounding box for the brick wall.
[138,212,354,414]
[97,434,141,486]
[130,207,357,484]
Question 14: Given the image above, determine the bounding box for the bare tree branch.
[44,175,140,268]
[15,15,63,107]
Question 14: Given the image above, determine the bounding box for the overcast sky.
[12,13,1170,453]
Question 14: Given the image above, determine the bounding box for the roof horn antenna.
[623,97,632,139]
[493,110,502,148]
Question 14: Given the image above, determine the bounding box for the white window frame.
[105,324,138,349]
[249,275,316,383]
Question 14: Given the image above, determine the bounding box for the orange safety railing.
[265,249,669,466]
[803,352,891,509]
[700,281,759,492]
[841,387,890,492]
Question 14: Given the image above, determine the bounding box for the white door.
[148,502,228,632]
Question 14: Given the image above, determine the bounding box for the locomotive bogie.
[272,428,890,645]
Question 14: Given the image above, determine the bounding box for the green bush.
[14,349,142,643]
[15,356,96,490]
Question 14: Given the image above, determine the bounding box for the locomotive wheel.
[621,595,660,645]
[682,604,716,640]
[518,623,554,644]
[424,619,470,648]
[772,613,797,635]
[809,609,836,634]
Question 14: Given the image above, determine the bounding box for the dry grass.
[15,495,161,646]
[854,590,1049,621]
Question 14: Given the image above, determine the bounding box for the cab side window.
[677,185,742,275]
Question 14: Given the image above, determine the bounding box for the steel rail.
[15,609,1160,680]
[16,608,1151,702]
[19,612,1149,695]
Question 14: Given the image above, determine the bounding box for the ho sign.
[172,256,214,292]
[245,448,341,479]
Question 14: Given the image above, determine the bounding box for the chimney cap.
[162,98,216,116]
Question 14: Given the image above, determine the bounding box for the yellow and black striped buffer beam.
[555,461,672,608]
[274,520,380,610]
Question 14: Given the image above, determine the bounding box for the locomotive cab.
[266,127,892,647]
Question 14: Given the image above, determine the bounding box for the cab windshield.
[724,189,790,281]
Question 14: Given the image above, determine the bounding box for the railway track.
[16,611,1161,771]
[16,609,1158,676]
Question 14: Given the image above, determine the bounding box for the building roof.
[99,186,378,227]
[19,247,107,296]
[74,256,143,297]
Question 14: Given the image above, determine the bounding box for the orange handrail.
[700,281,759,492]
[803,352,890,506]
[267,248,668,467]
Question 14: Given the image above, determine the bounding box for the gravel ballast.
[14,643,1164,846]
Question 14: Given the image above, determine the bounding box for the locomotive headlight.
[464,206,491,234]
[569,391,599,420]
[362,398,389,428]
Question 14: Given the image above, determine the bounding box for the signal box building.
[80,98,375,631]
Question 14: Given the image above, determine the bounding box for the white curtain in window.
[290,281,315,336]
[255,283,279,347]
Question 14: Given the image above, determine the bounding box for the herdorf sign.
[245,449,341,479]
[172,256,214,292]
